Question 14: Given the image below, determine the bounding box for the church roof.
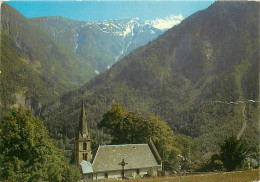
[92,144,161,173]
[80,160,93,174]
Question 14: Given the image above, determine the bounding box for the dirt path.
[237,103,247,139]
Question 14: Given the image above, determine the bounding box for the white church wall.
[140,168,149,176]
[95,172,105,180]
[91,168,153,180]
[107,171,121,179]
[124,169,137,178]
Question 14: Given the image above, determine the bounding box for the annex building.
[74,102,162,180]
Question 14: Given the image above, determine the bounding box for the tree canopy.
[0,107,81,181]
[98,103,199,171]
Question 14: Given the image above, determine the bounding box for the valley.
[0,1,259,181]
[41,1,259,156]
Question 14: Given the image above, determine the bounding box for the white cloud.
[145,14,184,30]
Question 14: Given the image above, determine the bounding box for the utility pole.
[118,159,128,179]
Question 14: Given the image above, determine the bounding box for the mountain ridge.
[29,16,172,71]
[0,2,95,115]
[42,1,259,154]
[1,2,172,117]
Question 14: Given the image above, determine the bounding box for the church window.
[83,142,87,150]
[105,173,108,178]
[82,153,88,160]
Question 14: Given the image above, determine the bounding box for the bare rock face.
[30,17,166,72]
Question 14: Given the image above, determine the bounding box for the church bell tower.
[74,101,91,166]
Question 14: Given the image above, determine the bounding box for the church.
[74,102,162,180]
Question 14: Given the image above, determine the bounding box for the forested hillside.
[42,1,259,155]
[0,3,95,116]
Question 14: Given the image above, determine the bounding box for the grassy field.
[97,170,259,182]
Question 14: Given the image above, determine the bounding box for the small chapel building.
[74,102,162,181]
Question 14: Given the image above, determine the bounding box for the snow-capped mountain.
[145,14,184,30]
[76,18,164,70]
[30,15,183,72]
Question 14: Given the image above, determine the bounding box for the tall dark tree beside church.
[219,135,250,171]
[0,107,81,181]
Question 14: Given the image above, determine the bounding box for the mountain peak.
[42,1,259,155]
[145,14,184,30]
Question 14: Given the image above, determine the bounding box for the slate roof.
[92,144,161,172]
[80,160,93,174]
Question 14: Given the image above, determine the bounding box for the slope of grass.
[98,170,259,182]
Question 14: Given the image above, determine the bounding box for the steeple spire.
[78,101,88,139]
[74,101,92,165]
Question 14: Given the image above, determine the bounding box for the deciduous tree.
[0,107,81,181]
[98,103,199,171]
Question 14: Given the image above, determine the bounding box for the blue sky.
[4,0,215,1]
[6,1,215,22]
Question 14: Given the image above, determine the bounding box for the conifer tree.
[219,135,250,171]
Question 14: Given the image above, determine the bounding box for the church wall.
[92,171,121,180]
[107,171,121,179]
[83,174,93,181]
[139,168,149,176]
[125,169,137,178]
[91,168,157,180]
[94,172,106,180]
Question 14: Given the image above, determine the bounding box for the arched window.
[83,142,87,150]
[83,153,88,160]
